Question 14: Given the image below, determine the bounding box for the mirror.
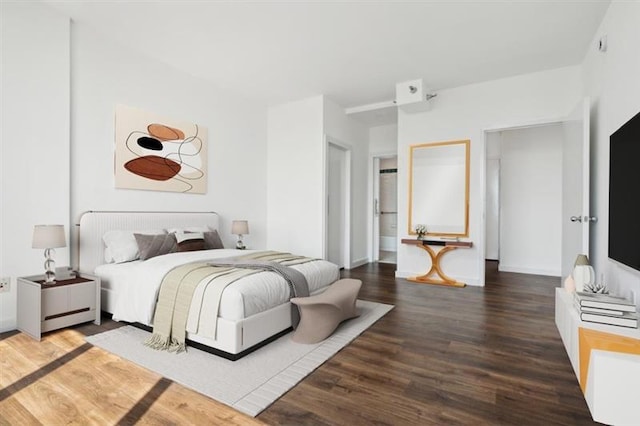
[409,139,470,237]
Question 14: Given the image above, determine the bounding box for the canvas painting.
[114,105,208,193]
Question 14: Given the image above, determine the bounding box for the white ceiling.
[44,0,610,124]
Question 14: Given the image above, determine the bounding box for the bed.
[78,211,340,359]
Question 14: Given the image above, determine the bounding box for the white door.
[485,158,500,260]
[327,143,346,268]
[561,98,592,279]
[372,157,380,262]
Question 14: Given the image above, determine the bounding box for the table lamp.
[32,224,66,283]
[573,254,595,292]
[231,220,249,250]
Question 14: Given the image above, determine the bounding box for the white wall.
[266,95,368,266]
[370,124,398,155]
[0,3,71,332]
[267,96,324,257]
[397,66,582,285]
[323,98,369,267]
[498,125,563,276]
[582,1,640,301]
[0,9,269,331]
[71,23,268,252]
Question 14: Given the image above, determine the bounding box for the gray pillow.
[203,230,224,249]
[134,233,177,260]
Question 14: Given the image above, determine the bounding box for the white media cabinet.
[555,288,640,425]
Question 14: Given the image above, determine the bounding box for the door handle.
[374,199,379,216]
[571,215,598,223]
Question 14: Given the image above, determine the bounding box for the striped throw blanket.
[145,251,315,352]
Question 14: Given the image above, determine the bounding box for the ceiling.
[44,0,610,125]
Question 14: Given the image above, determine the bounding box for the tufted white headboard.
[77,211,219,274]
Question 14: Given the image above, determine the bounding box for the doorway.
[482,98,591,283]
[326,140,351,269]
[373,155,397,264]
[484,124,564,276]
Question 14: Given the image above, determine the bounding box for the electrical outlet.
[0,277,10,292]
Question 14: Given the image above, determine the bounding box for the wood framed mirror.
[408,139,470,237]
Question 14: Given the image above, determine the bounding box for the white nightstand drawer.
[42,281,96,320]
[41,286,67,320]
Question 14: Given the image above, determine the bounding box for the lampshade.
[574,254,590,266]
[231,220,249,235]
[32,225,66,249]
[573,253,594,292]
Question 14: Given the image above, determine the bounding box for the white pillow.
[166,226,211,234]
[103,229,165,263]
[175,231,204,244]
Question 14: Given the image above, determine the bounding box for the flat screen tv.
[609,110,640,272]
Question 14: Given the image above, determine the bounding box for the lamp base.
[236,236,246,250]
[44,248,56,283]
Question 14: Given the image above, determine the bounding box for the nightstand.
[17,273,101,341]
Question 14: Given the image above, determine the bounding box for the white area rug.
[86,300,393,417]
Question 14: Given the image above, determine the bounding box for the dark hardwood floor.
[261,261,597,425]
[0,261,597,425]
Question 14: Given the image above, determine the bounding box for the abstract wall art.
[114,105,208,193]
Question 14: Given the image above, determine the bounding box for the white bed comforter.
[95,249,339,326]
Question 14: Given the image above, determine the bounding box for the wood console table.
[401,238,473,287]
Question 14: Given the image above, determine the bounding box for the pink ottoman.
[290,278,362,344]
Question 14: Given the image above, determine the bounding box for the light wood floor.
[0,262,596,425]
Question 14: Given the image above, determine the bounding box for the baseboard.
[0,319,17,334]
[394,270,411,279]
[498,264,560,277]
[350,257,369,269]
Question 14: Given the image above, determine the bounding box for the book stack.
[574,292,638,328]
